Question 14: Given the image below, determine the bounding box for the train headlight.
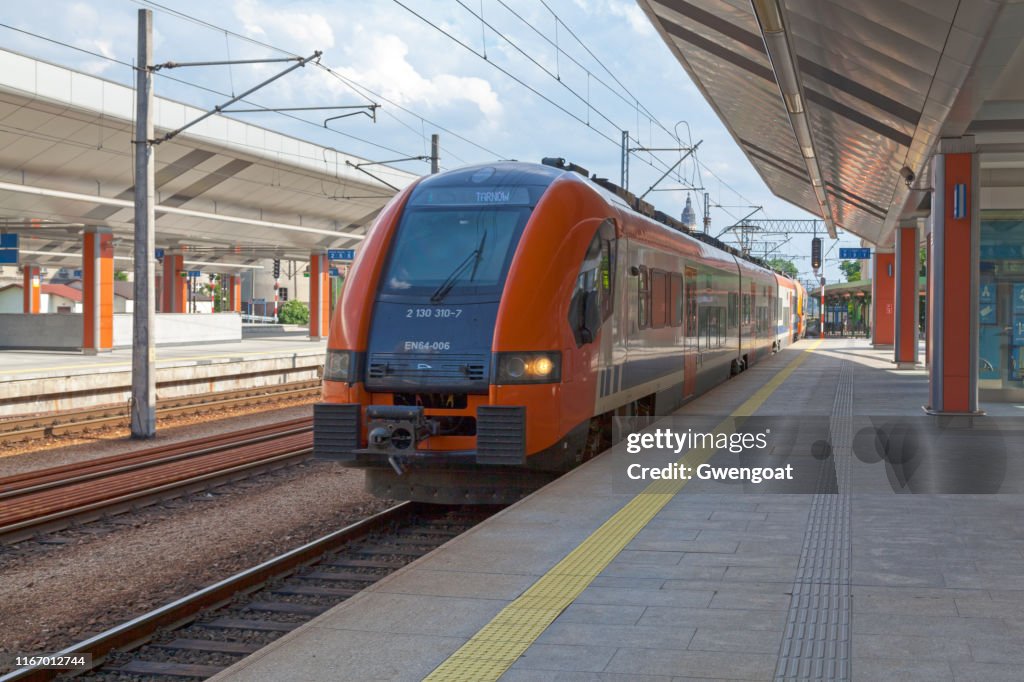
[494,351,561,384]
[324,349,353,382]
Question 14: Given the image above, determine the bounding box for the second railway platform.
[209,338,1024,682]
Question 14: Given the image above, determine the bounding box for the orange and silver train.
[315,160,806,502]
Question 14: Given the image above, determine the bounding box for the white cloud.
[332,33,501,120]
[74,38,116,75]
[569,0,654,36]
[233,0,335,50]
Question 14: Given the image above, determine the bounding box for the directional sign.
[73,269,83,278]
[980,304,996,325]
[155,248,165,260]
[328,249,355,262]
[1015,283,1024,314]
[188,270,202,278]
[980,281,995,304]
[0,233,18,264]
[839,247,871,260]
[329,267,340,277]
[1014,318,1024,346]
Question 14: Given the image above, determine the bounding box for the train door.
[571,220,617,412]
[683,265,698,400]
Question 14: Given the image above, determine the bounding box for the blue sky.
[1,0,860,282]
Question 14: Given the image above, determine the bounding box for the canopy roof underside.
[0,49,417,270]
[639,0,1024,246]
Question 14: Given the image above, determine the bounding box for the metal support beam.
[620,130,629,189]
[638,141,701,200]
[431,134,440,174]
[131,8,156,438]
[152,51,322,145]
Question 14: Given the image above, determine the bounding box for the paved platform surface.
[0,334,325,381]
[0,334,326,415]
[211,339,1024,681]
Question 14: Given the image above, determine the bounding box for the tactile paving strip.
[774,361,853,680]
[426,342,823,682]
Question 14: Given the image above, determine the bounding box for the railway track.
[0,502,494,682]
[0,418,314,544]
[0,380,322,446]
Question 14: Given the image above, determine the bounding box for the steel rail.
[0,420,312,500]
[0,425,316,544]
[0,380,321,444]
[0,502,421,682]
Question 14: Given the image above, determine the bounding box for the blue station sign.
[327,249,355,262]
[838,247,871,260]
[0,233,18,264]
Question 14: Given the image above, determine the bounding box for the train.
[314,159,806,503]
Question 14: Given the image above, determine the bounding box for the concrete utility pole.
[131,8,157,438]
[430,134,440,174]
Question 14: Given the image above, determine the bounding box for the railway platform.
[211,338,1024,682]
[0,335,325,416]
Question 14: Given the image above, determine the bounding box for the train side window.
[742,293,751,324]
[670,273,683,327]
[637,265,650,329]
[651,270,667,329]
[728,292,738,327]
[596,219,616,321]
[569,226,614,346]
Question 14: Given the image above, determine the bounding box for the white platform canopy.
[0,48,417,270]
[639,0,1024,247]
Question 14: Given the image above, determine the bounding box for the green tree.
[766,258,798,278]
[278,299,309,325]
[839,260,861,282]
[114,270,129,281]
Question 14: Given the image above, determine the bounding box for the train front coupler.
[365,405,440,474]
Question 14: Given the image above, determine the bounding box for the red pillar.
[871,250,895,347]
[22,265,41,313]
[927,137,979,414]
[162,253,187,313]
[894,224,919,367]
[309,253,330,340]
[228,275,241,313]
[83,228,114,354]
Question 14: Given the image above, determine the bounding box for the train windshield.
[380,206,530,300]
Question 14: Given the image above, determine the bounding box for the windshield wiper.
[430,232,487,303]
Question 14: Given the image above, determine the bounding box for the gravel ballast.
[0,409,391,667]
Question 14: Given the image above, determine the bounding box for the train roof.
[536,159,793,282]
[413,159,796,283]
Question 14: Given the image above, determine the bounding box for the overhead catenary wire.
[132,0,731,197]
[129,0,508,162]
[0,21,425,166]
[7,3,760,222]
[389,0,683,179]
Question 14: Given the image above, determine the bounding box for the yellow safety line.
[0,346,325,376]
[425,340,822,681]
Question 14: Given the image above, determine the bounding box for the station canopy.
[0,49,418,271]
[639,0,1024,247]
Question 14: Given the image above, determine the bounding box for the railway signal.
[811,237,822,270]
